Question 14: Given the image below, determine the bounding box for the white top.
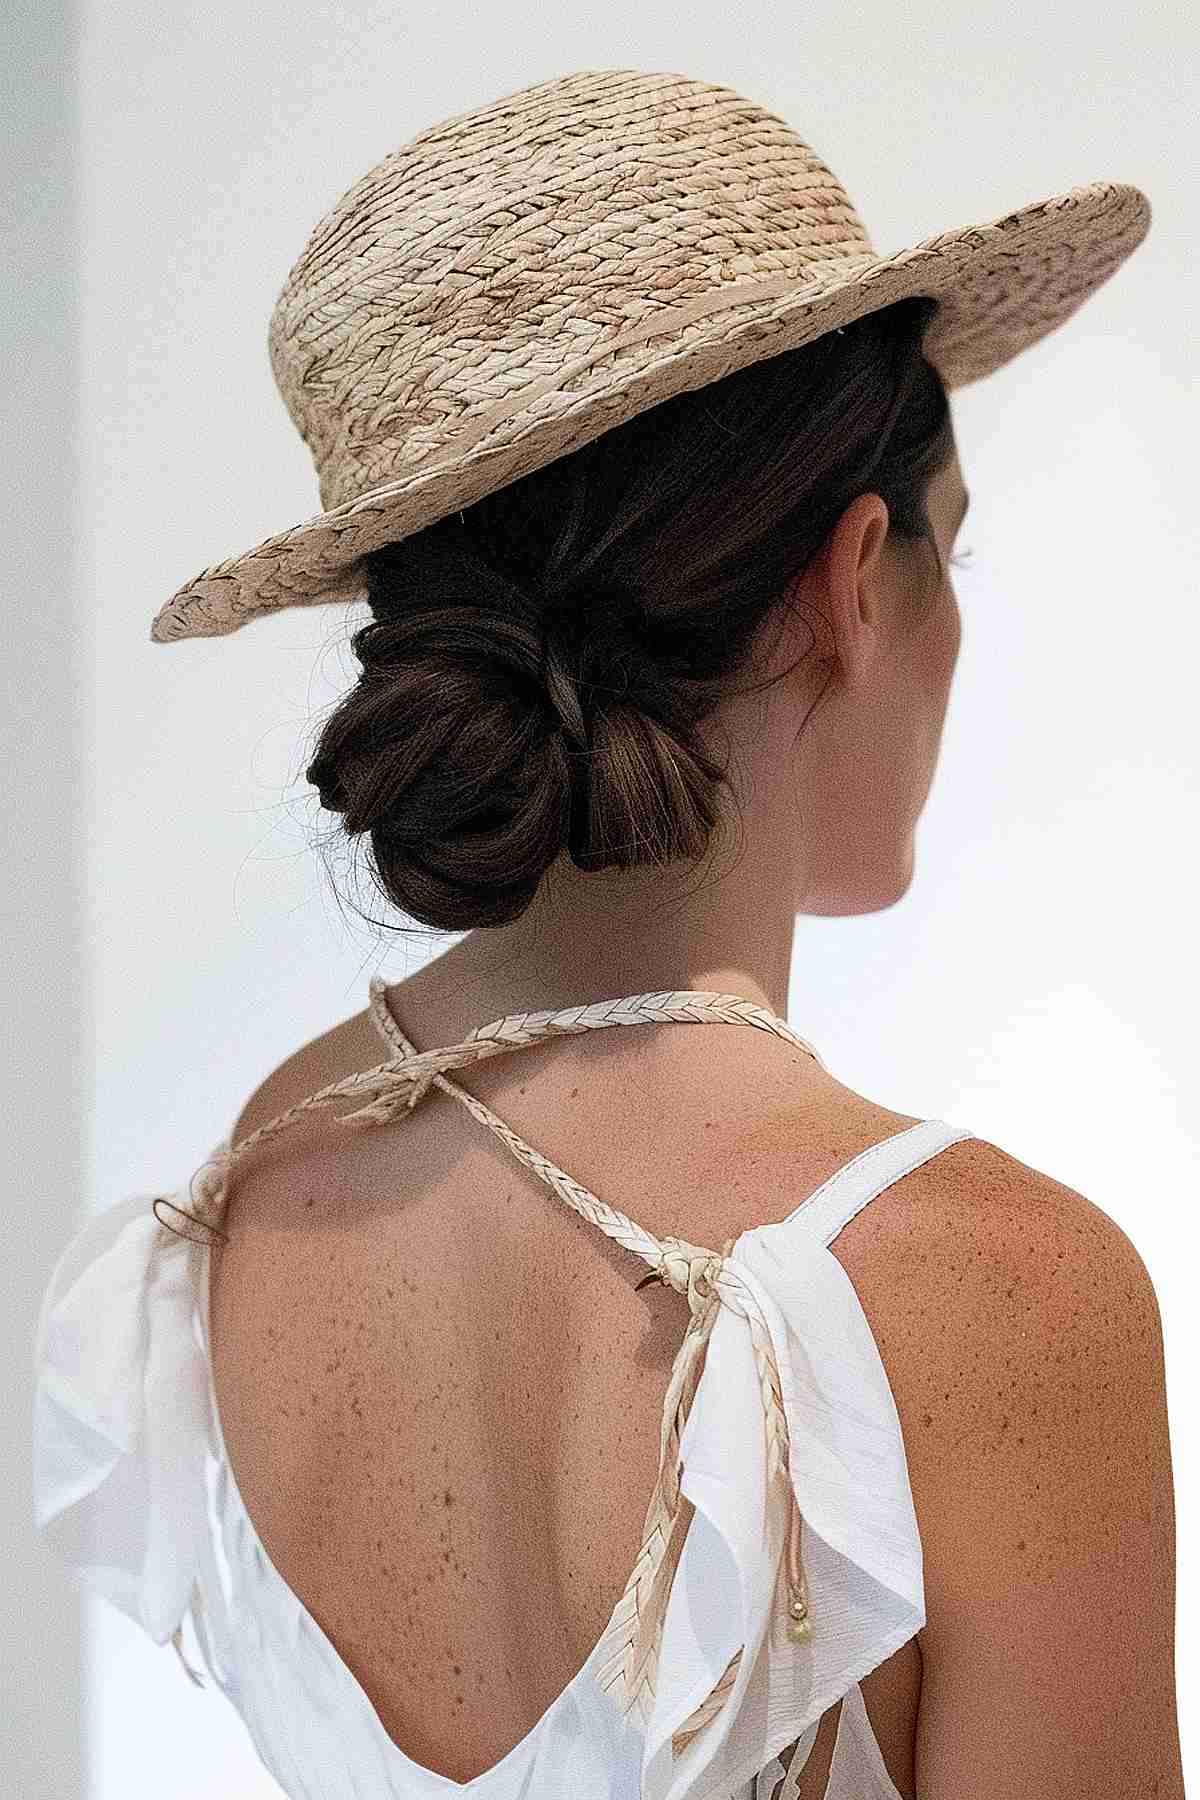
[33,983,975,1799]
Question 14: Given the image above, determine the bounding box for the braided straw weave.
[149,66,1150,645]
[154,987,827,1753]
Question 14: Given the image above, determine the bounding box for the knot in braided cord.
[636,1233,734,1317]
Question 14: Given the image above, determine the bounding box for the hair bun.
[541,581,647,655]
[540,582,651,748]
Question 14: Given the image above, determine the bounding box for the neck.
[424,853,799,1027]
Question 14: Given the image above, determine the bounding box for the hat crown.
[266,68,877,515]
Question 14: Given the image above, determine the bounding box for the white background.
[9,2,1197,1794]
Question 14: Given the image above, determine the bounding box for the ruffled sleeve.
[32,1140,228,1649]
[632,1217,926,1800]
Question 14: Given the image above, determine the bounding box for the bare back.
[206,970,994,1795]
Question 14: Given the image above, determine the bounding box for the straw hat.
[148,66,1151,646]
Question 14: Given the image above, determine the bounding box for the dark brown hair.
[305,294,953,936]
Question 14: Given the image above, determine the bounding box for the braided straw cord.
[158,988,825,1245]
[155,986,820,1753]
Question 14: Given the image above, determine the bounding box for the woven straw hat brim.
[150,177,1149,646]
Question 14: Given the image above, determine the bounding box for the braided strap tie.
[598,1235,812,1759]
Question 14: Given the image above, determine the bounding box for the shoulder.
[842,1126,1168,1600]
[810,1115,1146,1283]
[832,1123,1159,1397]
[799,1113,1164,1471]
[850,1126,1153,1308]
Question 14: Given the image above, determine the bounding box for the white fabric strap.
[789,1120,977,1249]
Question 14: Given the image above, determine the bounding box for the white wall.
[7,4,85,1796]
[18,2,1198,1793]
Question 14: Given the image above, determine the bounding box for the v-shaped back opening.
[194,978,971,1792]
[34,979,981,1798]
[196,982,831,1788]
[198,1279,622,1793]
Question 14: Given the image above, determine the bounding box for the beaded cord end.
[786,1604,813,1645]
[783,1490,813,1643]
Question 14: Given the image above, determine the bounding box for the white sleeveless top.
[33,984,975,1800]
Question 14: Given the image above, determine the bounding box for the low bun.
[305,293,952,939]
[540,579,730,873]
[304,536,730,930]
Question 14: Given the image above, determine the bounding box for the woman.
[35,66,1183,1800]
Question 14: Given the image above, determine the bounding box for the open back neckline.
[33,978,977,1797]
[205,1375,643,1790]
[198,977,932,1791]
